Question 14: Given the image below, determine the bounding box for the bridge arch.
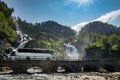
[83,65,98,72]
[27,66,43,73]
[8,63,45,73]
[56,64,73,73]
[103,64,114,72]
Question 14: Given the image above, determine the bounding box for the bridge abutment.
[11,64,28,74]
[12,67,27,74]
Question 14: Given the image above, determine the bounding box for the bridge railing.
[2,55,120,62]
[4,55,56,61]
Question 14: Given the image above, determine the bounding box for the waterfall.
[13,17,31,49]
[16,32,31,48]
[64,43,81,61]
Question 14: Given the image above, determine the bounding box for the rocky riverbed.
[0,72,120,80]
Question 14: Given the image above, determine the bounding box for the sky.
[2,0,120,28]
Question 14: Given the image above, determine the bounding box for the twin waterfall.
[14,17,83,61]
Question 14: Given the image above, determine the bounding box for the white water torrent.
[17,33,31,48]
[13,17,31,49]
[0,73,112,80]
[64,43,80,61]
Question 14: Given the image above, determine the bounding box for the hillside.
[17,19,75,40]
[16,18,76,58]
[80,21,119,35]
[0,1,17,54]
[24,33,65,58]
[76,21,120,59]
[0,2,17,42]
[34,21,75,38]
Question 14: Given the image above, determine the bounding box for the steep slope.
[76,21,120,59]
[17,19,75,40]
[0,1,17,54]
[16,19,76,58]
[80,21,119,35]
[34,21,75,38]
[0,1,17,43]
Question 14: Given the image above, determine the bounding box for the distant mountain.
[17,19,75,39]
[34,20,75,38]
[75,21,120,59]
[80,21,119,35]
[72,9,120,33]
[71,22,89,33]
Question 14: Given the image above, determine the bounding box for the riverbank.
[0,72,120,80]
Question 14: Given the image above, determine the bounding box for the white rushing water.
[64,43,80,61]
[14,17,31,49]
[0,73,112,80]
[16,33,31,49]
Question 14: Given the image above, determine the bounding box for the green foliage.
[112,45,118,51]
[108,34,120,45]
[78,22,120,58]
[17,19,75,40]
[86,33,120,59]
[24,33,65,58]
[0,11,16,42]
[16,18,76,58]
[89,41,105,50]
[0,1,14,18]
[0,1,17,53]
[76,24,120,59]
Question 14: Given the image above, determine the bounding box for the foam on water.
[0,73,108,80]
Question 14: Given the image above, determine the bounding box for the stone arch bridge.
[0,60,120,73]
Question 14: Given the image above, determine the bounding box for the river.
[0,72,120,80]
